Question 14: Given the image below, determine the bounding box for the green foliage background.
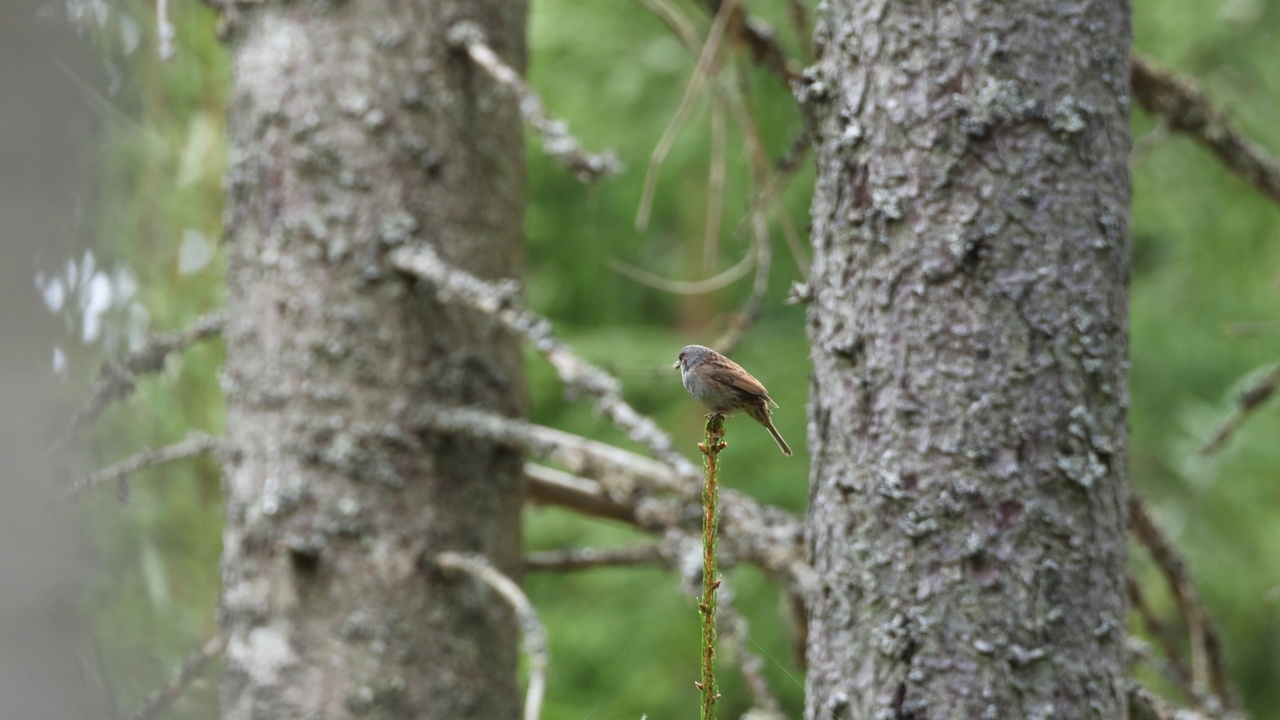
[70,0,1280,717]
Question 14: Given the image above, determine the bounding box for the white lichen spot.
[235,17,309,114]
[379,211,419,245]
[362,108,388,131]
[1050,95,1087,135]
[338,496,360,516]
[261,475,280,516]
[231,625,296,684]
[871,189,903,220]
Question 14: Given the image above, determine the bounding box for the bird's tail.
[765,420,792,457]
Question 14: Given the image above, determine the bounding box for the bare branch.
[1126,680,1248,720]
[526,543,669,572]
[711,215,771,356]
[130,634,225,720]
[156,0,175,60]
[711,74,774,356]
[417,402,809,586]
[1130,497,1239,711]
[418,403,682,496]
[1127,575,1191,687]
[605,244,756,295]
[772,130,814,278]
[785,0,812,62]
[63,431,220,502]
[1222,320,1280,337]
[436,552,548,720]
[690,0,799,89]
[51,312,225,456]
[1128,685,1210,720]
[636,0,738,230]
[700,0,800,88]
[525,463,644,525]
[704,92,729,273]
[632,0,699,50]
[1127,637,1236,719]
[390,244,702,491]
[446,22,620,183]
[1199,360,1280,455]
[1132,55,1280,208]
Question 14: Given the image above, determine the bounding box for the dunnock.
[674,344,792,456]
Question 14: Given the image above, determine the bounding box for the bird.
[673,344,792,456]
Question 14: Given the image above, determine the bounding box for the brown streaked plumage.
[673,344,792,456]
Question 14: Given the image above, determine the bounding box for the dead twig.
[632,0,699,50]
[1128,684,1214,720]
[636,0,738,230]
[700,0,799,88]
[1199,360,1280,455]
[704,92,729,273]
[525,463,643,525]
[436,552,547,720]
[417,403,808,585]
[526,543,669,572]
[130,634,226,720]
[445,22,621,183]
[711,72,774,356]
[63,431,221,502]
[156,0,175,60]
[606,245,756,295]
[785,0,812,63]
[50,312,224,458]
[1222,321,1280,337]
[390,245,702,491]
[1127,575,1191,687]
[1127,637,1231,718]
[417,402,683,497]
[1131,55,1280,208]
[1130,497,1238,711]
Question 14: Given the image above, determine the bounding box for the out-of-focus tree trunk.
[218,1,527,717]
[802,1,1131,718]
[0,1,95,717]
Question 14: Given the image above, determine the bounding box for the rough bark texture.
[219,2,527,718]
[801,2,1131,718]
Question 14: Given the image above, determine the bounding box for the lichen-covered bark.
[801,2,1131,718]
[218,2,527,718]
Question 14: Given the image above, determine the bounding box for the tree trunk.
[801,2,1131,718]
[218,2,527,718]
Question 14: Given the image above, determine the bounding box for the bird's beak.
[672,359,681,370]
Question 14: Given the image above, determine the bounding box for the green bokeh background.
[65,0,1280,717]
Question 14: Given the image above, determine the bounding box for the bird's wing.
[710,368,774,404]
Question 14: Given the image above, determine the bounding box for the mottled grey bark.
[218,1,527,718]
[801,2,1131,718]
